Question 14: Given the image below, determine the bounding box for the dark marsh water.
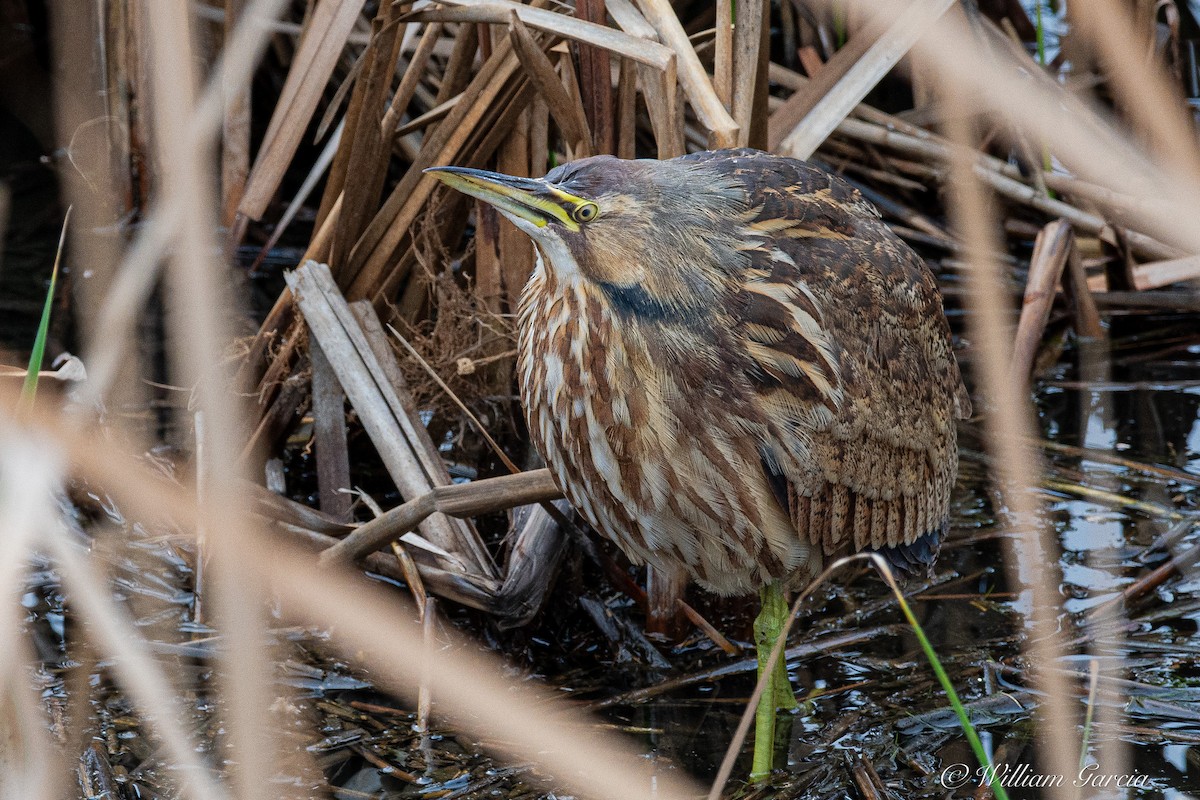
[22,310,1200,800]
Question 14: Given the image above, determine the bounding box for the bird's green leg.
[751,580,798,781]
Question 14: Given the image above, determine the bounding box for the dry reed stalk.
[1070,0,1200,182]
[576,0,614,153]
[48,527,235,800]
[221,0,251,227]
[240,366,309,465]
[475,203,506,339]
[431,0,674,68]
[497,110,535,308]
[492,500,570,627]
[345,47,522,294]
[309,338,352,520]
[556,44,593,160]
[776,0,957,160]
[0,437,60,800]
[1125,255,1200,291]
[768,64,1180,262]
[320,468,562,565]
[1063,246,1104,338]
[237,0,367,223]
[139,3,285,796]
[381,22,443,136]
[713,0,732,109]
[348,300,449,478]
[730,0,766,147]
[614,58,638,158]
[270,537,706,800]
[832,116,1184,261]
[249,117,345,274]
[508,14,593,157]
[771,13,1200,270]
[328,5,407,276]
[912,11,1200,257]
[637,59,686,157]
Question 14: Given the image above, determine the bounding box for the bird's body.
[513,150,970,594]
[428,149,971,778]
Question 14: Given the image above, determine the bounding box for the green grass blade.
[1078,658,1100,771]
[1032,2,1057,198]
[20,207,71,409]
[879,560,1011,800]
[1034,2,1047,67]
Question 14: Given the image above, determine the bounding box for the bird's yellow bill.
[425,166,584,231]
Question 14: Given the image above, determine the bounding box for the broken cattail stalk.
[632,0,738,147]
[288,261,497,578]
[508,12,593,157]
[1010,219,1074,383]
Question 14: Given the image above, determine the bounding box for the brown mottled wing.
[698,150,971,557]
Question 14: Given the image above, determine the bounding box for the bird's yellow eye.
[571,202,599,223]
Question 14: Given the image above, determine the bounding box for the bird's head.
[426,155,750,320]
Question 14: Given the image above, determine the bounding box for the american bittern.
[428,149,971,779]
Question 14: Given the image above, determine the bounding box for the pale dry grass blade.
[81,0,290,405]
[1070,0,1200,181]
[0,434,61,800]
[941,85,1081,800]
[142,3,270,797]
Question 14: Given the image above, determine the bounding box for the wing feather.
[714,151,970,555]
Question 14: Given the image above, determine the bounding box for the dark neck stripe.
[596,280,676,322]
